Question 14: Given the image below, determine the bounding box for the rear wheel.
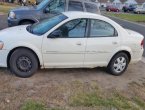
[9,48,38,78]
[107,52,129,76]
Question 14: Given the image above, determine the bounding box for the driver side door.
[42,19,88,68]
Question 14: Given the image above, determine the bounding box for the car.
[106,5,120,12]
[1,12,144,78]
[122,5,137,12]
[8,0,100,27]
[134,7,145,14]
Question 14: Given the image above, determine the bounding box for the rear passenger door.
[84,19,120,67]
[67,0,84,12]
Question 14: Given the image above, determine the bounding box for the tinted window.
[90,19,117,37]
[54,19,87,38]
[85,3,98,13]
[27,14,68,35]
[47,0,65,13]
[68,1,83,11]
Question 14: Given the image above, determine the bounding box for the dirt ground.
[0,61,145,110]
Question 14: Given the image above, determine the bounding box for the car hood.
[135,7,143,10]
[0,25,37,41]
[11,6,36,12]
[0,25,43,50]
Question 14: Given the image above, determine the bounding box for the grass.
[105,12,145,23]
[133,97,145,109]
[69,89,145,109]
[0,4,18,13]
[20,100,46,110]
[70,92,136,109]
[11,80,145,110]
[20,100,64,110]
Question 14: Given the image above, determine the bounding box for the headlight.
[9,11,16,19]
[0,41,4,50]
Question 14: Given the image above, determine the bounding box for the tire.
[9,48,38,78]
[20,21,33,25]
[107,52,129,76]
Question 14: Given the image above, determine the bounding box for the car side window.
[68,1,83,11]
[46,0,65,13]
[90,19,118,37]
[54,19,87,38]
[85,3,98,13]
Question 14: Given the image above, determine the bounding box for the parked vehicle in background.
[122,5,137,12]
[8,0,100,27]
[134,6,145,14]
[1,12,144,78]
[106,5,120,12]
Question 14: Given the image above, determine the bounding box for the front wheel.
[9,48,38,78]
[107,52,129,76]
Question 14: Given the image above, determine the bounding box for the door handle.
[112,42,118,45]
[76,42,82,46]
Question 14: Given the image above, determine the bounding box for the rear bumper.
[130,49,144,63]
[7,17,19,27]
[0,50,9,67]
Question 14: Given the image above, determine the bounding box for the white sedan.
[0,12,144,78]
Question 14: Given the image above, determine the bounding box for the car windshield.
[36,0,50,10]
[27,14,68,36]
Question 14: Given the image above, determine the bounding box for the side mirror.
[44,8,50,13]
[48,30,62,38]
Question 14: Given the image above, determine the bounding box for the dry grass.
[0,4,18,13]
[0,62,145,110]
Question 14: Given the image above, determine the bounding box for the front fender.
[18,16,39,24]
[7,42,44,68]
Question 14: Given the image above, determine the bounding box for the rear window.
[85,3,98,13]
[68,1,83,11]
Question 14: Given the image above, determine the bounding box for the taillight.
[141,39,144,48]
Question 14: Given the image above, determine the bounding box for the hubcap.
[113,57,126,73]
[16,56,32,72]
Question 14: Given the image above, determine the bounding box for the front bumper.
[0,50,9,67]
[7,17,19,27]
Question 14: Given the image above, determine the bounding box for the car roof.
[62,11,122,29]
[62,11,103,19]
[68,0,98,4]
